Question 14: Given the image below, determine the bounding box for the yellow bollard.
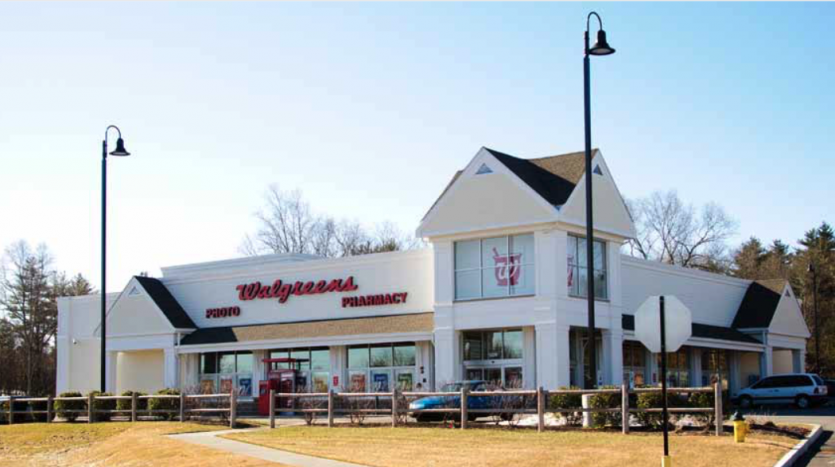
[731,412,747,443]
[661,455,673,467]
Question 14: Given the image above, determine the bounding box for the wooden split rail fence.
[266,383,724,435]
[3,391,238,428]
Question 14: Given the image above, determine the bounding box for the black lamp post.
[583,12,615,389]
[101,125,131,392]
[808,261,820,373]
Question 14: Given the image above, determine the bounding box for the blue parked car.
[409,380,520,422]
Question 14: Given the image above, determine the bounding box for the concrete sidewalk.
[170,428,366,467]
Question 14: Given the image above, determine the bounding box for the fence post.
[229,389,237,429]
[391,389,399,428]
[8,395,14,425]
[327,389,334,428]
[714,382,723,436]
[269,389,276,429]
[536,387,545,432]
[460,387,468,430]
[621,384,630,435]
[131,393,138,422]
[47,395,53,423]
[179,393,186,422]
[88,393,94,423]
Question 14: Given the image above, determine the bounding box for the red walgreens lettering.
[235,276,359,305]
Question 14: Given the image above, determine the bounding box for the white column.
[433,327,458,387]
[760,346,774,377]
[179,353,199,390]
[792,349,806,373]
[523,327,537,389]
[163,348,179,389]
[330,345,346,390]
[415,341,433,390]
[729,351,741,395]
[535,323,570,389]
[105,351,117,393]
[691,348,703,387]
[601,329,623,386]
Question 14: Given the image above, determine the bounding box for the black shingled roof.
[134,276,197,329]
[621,314,762,345]
[484,148,580,208]
[731,280,785,329]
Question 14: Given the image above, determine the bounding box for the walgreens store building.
[57,147,811,400]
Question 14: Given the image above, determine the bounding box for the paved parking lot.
[741,405,835,466]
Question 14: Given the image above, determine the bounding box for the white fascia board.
[416,147,560,238]
[420,220,559,241]
[623,331,764,352]
[176,331,434,354]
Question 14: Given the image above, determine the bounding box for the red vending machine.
[257,358,309,416]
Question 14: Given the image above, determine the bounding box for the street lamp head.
[110,137,131,156]
[589,29,615,56]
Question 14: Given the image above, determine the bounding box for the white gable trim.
[93,277,179,337]
[417,147,559,238]
[557,151,637,240]
[767,283,811,339]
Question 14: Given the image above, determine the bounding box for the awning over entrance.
[179,312,434,346]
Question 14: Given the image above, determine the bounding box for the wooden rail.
[262,382,725,434]
[3,382,724,435]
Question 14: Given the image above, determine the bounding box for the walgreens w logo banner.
[492,247,522,286]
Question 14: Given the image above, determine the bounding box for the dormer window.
[454,234,535,300]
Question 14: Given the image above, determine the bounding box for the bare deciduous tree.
[626,190,737,272]
[241,185,422,258]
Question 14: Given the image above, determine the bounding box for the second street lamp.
[583,11,615,389]
[101,125,131,392]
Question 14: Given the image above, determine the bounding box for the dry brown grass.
[225,425,798,467]
[0,422,281,467]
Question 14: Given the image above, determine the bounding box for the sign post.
[635,295,692,467]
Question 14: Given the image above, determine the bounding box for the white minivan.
[736,373,828,409]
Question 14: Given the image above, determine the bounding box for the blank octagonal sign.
[634,295,692,354]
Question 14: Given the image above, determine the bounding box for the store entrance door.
[464,366,522,388]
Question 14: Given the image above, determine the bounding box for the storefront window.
[269,347,331,392]
[657,348,690,387]
[567,235,608,300]
[462,329,524,388]
[454,234,535,300]
[701,349,730,389]
[347,343,416,392]
[623,341,647,387]
[199,351,253,396]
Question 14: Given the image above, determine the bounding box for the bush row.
[549,386,720,428]
[1,389,178,423]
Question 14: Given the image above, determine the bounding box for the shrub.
[88,391,116,421]
[28,398,50,422]
[689,390,715,429]
[148,388,180,421]
[550,386,583,426]
[635,390,689,429]
[54,391,85,422]
[589,385,621,427]
[116,391,148,413]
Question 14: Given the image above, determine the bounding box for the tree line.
[0,241,93,396]
[627,189,834,375]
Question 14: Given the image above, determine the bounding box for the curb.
[773,424,823,467]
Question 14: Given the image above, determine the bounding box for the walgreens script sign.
[205,276,408,319]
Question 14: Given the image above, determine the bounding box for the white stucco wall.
[57,293,118,394]
[116,350,165,394]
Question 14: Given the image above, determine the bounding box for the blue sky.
[0,2,832,292]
